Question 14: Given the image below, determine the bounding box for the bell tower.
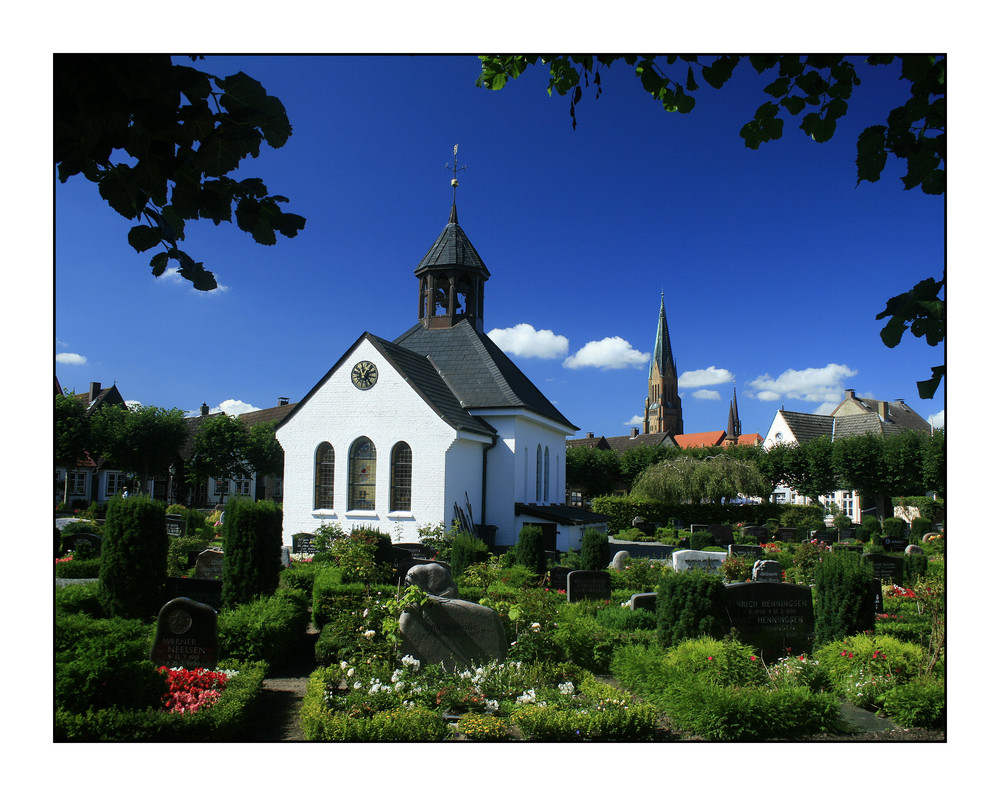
[642,293,683,435]
[414,147,490,331]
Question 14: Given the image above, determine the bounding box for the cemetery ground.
[54,502,946,742]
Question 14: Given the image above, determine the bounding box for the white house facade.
[276,201,607,550]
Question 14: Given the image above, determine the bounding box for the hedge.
[591,496,777,533]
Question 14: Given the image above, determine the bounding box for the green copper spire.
[650,293,676,379]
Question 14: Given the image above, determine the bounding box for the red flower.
[707,656,713,661]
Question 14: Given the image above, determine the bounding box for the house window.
[349,437,377,510]
[315,442,335,509]
[106,472,125,497]
[214,478,230,496]
[69,471,87,496]
[536,445,542,502]
[543,446,550,503]
[391,442,412,512]
[234,478,252,496]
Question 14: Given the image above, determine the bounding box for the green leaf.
[856,126,888,184]
[98,165,143,219]
[764,76,790,98]
[127,225,162,253]
[916,366,945,400]
[149,252,169,277]
[780,95,806,115]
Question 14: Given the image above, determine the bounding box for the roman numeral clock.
[351,360,378,390]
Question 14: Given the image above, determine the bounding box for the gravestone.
[728,544,763,561]
[393,543,435,560]
[194,549,224,580]
[547,566,573,592]
[165,513,187,538]
[921,532,938,544]
[292,533,318,556]
[881,537,908,553]
[63,532,102,556]
[752,559,783,583]
[631,516,656,535]
[864,553,905,585]
[725,582,814,660]
[905,544,924,556]
[811,529,838,545]
[566,570,612,602]
[395,557,437,584]
[628,592,657,612]
[405,562,458,598]
[280,546,291,568]
[706,524,735,546]
[165,576,222,609]
[777,527,797,542]
[398,595,506,670]
[689,524,709,536]
[150,597,219,670]
[742,525,770,543]
[610,550,630,571]
[672,549,727,574]
[834,544,863,554]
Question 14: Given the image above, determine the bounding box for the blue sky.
[55,55,945,439]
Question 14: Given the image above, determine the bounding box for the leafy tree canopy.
[90,404,190,491]
[187,413,252,485]
[630,453,771,504]
[55,55,305,291]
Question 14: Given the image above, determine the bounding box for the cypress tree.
[222,498,283,609]
[655,569,728,648]
[98,494,168,619]
[513,524,546,575]
[580,528,610,571]
[813,551,876,646]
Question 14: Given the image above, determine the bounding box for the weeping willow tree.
[630,454,771,504]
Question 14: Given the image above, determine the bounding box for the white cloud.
[214,399,261,416]
[161,267,230,294]
[56,352,87,365]
[814,401,840,415]
[748,363,858,403]
[624,414,644,426]
[693,389,721,400]
[679,366,733,388]
[929,409,945,429]
[125,400,143,410]
[487,323,568,359]
[563,337,649,370]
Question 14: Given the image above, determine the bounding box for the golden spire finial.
[447,144,467,202]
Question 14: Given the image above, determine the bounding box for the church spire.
[726,385,741,442]
[642,293,682,435]
[650,292,676,380]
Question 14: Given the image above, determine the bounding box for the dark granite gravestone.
[742,525,770,542]
[292,533,318,556]
[398,595,507,670]
[689,524,709,536]
[864,553,905,585]
[777,527,797,542]
[706,524,735,546]
[63,532,102,556]
[881,537,908,553]
[164,576,222,609]
[404,562,458,598]
[631,516,657,536]
[725,582,814,660]
[150,597,219,670]
[165,514,187,538]
[752,559,782,583]
[729,544,764,561]
[281,546,291,568]
[628,592,657,612]
[393,543,435,561]
[834,544,863,554]
[194,549,224,580]
[547,566,573,592]
[566,570,612,602]
[812,529,838,544]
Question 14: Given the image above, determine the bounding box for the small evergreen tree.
[655,569,728,648]
[222,498,283,609]
[98,495,168,619]
[513,524,546,575]
[450,532,489,577]
[580,528,610,571]
[813,551,876,646]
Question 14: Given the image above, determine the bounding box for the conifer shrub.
[910,516,933,541]
[882,517,907,538]
[686,530,714,551]
[98,495,169,620]
[450,531,490,577]
[858,515,880,543]
[813,551,876,646]
[217,588,310,667]
[222,498,283,610]
[513,524,546,575]
[903,553,929,584]
[655,569,728,648]
[580,528,610,571]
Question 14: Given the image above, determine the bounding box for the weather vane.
[447,144,467,201]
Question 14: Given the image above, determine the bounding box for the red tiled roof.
[674,431,726,449]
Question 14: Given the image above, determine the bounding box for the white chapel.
[275,199,609,551]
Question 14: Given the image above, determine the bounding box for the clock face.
[351,360,378,390]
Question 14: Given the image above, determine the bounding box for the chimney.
[844,388,855,400]
[896,399,906,405]
[278,397,289,406]
[630,427,640,438]
[585,432,594,439]
[877,401,888,420]
[89,382,102,401]
[200,403,210,416]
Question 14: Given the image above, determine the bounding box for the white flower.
[340,660,348,670]
[363,629,376,639]
[516,689,537,704]
[346,668,354,678]
[531,622,541,632]
[485,699,499,713]
[353,681,362,690]
[558,681,575,695]
[401,654,420,670]
[394,681,405,691]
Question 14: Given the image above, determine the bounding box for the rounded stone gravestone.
[150,597,219,670]
[904,544,924,556]
[405,562,459,598]
[610,550,630,570]
[398,595,506,670]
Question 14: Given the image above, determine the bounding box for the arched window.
[535,444,543,502]
[314,443,335,510]
[390,442,412,512]
[348,437,377,510]
[544,446,550,502]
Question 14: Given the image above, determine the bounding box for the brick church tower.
[642,293,683,435]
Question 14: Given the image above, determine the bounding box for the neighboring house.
[276,200,608,551]
[761,388,933,522]
[179,399,297,508]
[55,380,130,505]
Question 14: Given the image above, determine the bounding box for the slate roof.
[394,319,576,430]
[832,413,905,440]
[776,411,835,444]
[832,396,932,434]
[414,203,490,278]
[514,503,611,525]
[601,432,675,452]
[566,435,612,450]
